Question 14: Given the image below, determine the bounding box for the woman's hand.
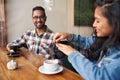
[56,43,75,56]
[53,32,72,43]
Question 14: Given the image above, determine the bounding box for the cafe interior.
[0,0,94,80]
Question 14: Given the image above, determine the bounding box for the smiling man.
[6,6,54,58]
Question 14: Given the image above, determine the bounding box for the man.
[6,6,54,58]
[6,6,77,72]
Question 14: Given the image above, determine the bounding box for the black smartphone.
[58,40,71,45]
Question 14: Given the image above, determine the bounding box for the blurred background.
[0,0,93,45]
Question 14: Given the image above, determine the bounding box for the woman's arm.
[68,50,120,80]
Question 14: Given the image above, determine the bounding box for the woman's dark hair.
[81,0,120,61]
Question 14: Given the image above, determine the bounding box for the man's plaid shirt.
[11,29,54,58]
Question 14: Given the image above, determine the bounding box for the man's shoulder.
[45,27,54,35]
[23,29,35,35]
[46,27,53,33]
[25,29,34,33]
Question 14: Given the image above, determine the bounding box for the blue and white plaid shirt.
[11,28,54,58]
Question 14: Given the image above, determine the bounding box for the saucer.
[38,65,63,74]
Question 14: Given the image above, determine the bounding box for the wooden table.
[0,47,84,80]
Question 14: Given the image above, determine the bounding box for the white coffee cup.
[43,59,59,72]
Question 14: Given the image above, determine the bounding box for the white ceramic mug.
[43,59,59,72]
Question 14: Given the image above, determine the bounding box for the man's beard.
[35,24,45,29]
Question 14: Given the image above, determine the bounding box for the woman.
[53,0,120,80]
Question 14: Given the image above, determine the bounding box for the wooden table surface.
[0,47,84,80]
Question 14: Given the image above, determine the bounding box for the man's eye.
[33,16,45,19]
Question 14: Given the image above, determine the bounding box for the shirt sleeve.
[68,50,120,80]
[70,34,95,49]
[10,32,26,45]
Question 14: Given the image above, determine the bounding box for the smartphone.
[58,40,71,45]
